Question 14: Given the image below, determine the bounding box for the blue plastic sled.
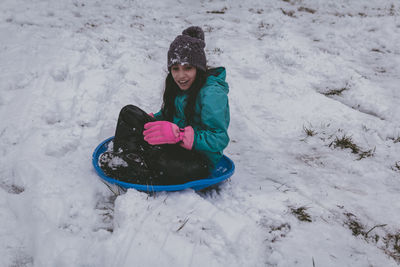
[92,137,235,192]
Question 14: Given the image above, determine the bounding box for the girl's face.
[171,64,197,90]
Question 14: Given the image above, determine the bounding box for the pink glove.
[143,121,184,145]
[143,121,194,149]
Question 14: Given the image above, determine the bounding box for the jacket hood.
[205,67,229,93]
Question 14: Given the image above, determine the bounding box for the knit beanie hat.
[167,26,207,72]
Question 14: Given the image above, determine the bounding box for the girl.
[99,26,230,185]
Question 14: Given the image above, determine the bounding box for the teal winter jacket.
[154,67,230,167]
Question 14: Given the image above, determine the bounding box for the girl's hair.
[161,68,207,124]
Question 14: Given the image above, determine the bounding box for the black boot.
[99,150,161,184]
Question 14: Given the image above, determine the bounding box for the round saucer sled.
[92,137,235,192]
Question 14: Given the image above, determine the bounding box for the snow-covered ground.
[1,0,400,266]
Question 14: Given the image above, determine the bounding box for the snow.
[1,0,400,266]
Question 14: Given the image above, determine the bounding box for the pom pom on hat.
[182,26,205,41]
[167,26,207,71]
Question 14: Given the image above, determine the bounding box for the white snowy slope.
[1,0,400,266]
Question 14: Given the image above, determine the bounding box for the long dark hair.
[161,68,207,124]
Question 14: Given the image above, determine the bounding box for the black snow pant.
[99,105,210,185]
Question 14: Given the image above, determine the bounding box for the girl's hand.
[143,121,184,145]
